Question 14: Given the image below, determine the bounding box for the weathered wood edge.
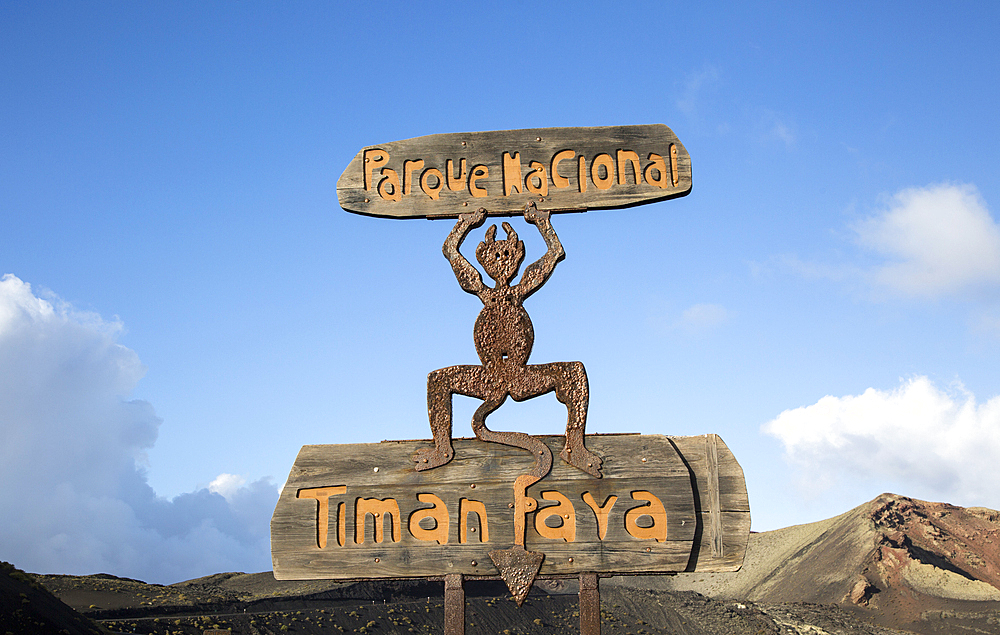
[667,434,751,573]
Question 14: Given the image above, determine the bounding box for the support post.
[579,572,600,635]
[444,574,465,635]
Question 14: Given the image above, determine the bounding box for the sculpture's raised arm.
[518,202,565,300]
[443,208,487,296]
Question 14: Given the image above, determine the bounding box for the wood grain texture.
[271,434,748,580]
[667,435,751,574]
[706,434,724,558]
[337,125,692,219]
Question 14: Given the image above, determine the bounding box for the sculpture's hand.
[460,207,487,229]
[523,203,549,226]
[517,201,563,299]
[446,207,486,255]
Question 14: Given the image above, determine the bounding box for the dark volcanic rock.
[33,569,909,634]
[0,561,102,635]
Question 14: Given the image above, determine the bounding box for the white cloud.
[763,376,1000,509]
[769,121,795,147]
[749,109,796,149]
[971,307,1000,338]
[674,303,729,333]
[676,63,720,118]
[853,183,1000,297]
[209,473,247,501]
[0,274,276,583]
[751,253,858,283]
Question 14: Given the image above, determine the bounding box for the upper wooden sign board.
[337,125,692,219]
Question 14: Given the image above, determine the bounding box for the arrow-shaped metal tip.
[489,545,544,606]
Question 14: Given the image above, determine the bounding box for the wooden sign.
[271,434,748,580]
[337,125,692,219]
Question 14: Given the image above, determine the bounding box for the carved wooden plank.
[272,434,749,580]
[706,433,724,558]
[337,125,692,219]
[666,434,751,573]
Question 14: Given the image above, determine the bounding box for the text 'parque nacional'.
[361,147,677,203]
[336,125,692,219]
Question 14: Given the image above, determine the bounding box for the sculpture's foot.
[413,445,454,471]
[561,444,603,478]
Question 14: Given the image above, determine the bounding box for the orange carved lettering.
[624,491,667,543]
[460,498,489,543]
[297,486,347,549]
[551,150,574,189]
[616,150,642,186]
[355,497,401,544]
[446,158,467,191]
[582,492,617,541]
[337,501,345,547]
[469,164,489,198]
[534,491,576,542]
[377,168,401,202]
[420,168,444,200]
[409,493,449,544]
[670,144,679,186]
[644,153,669,189]
[403,159,425,196]
[591,153,615,190]
[363,149,388,191]
[502,152,522,196]
[524,161,548,197]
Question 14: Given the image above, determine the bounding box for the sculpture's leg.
[414,365,485,471]
[529,362,602,478]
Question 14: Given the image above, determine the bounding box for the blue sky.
[4,2,1000,583]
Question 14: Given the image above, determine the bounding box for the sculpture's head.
[476,222,525,286]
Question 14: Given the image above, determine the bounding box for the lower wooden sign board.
[271,434,749,581]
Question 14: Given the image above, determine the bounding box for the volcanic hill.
[0,560,102,635]
[615,493,1000,634]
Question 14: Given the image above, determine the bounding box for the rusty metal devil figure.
[413,202,602,480]
[411,201,605,602]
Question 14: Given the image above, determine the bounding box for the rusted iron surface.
[414,201,603,602]
[579,573,600,635]
[484,425,550,600]
[444,573,464,635]
[489,545,544,606]
[413,202,601,477]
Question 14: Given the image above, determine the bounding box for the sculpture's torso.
[473,286,533,368]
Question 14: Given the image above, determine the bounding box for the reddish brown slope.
[857,494,1000,630]
[615,493,1000,634]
